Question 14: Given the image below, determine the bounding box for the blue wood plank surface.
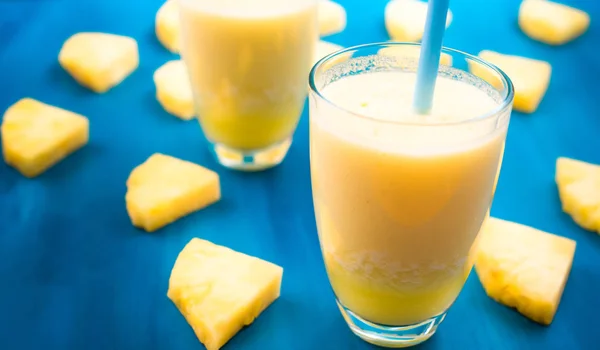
[0,0,598,349]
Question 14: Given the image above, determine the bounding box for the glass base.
[337,301,446,348]
[211,138,292,172]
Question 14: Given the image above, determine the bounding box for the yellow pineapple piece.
[559,177,600,233]
[125,153,220,232]
[470,51,551,114]
[378,45,453,66]
[318,1,347,36]
[556,156,600,188]
[59,32,139,93]
[156,0,181,53]
[519,0,590,46]
[475,217,576,325]
[385,0,452,42]
[556,157,600,233]
[168,238,283,350]
[153,60,194,120]
[1,98,89,178]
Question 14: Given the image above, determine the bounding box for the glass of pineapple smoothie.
[309,42,514,347]
[177,0,317,171]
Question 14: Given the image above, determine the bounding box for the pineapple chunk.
[470,51,551,114]
[556,157,600,188]
[59,32,139,93]
[378,45,453,66]
[519,0,590,46]
[156,0,181,53]
[559,177,600,233]
[475,217,576,325]
[168,238,283,350]
[153,60,195,120]
[125,153,220,232]
[385,0,452,42]
[1,98,89,178]
[556,157,600,233]
[318,1,347,36]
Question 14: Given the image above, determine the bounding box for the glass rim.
[308,42,515,127]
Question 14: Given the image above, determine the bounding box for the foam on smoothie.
[314,69,507,156]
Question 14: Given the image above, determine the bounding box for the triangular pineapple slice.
[1,98,89,177]
[153,60,195,120]
[519,0,590,46]
[125,153,220,232]
[469,51,551,114]
[556,157,600,187]
[59,32,139,93]
[318,1,347,36]
[475,217,576,325]
[556,157,600,233]
[156,0,181,53]
[168,238,283,350]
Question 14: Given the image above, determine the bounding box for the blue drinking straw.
[413,0,451,115]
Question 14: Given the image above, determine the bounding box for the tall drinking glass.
[177,0,318,171]
[309,42,513,347]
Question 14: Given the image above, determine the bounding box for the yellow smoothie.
[310,71,507,326]
[178,0,317,151]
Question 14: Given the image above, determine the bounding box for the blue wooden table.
[0,0,599,349]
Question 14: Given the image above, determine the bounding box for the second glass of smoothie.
[309,42,514,347]
[177,0,317,171]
